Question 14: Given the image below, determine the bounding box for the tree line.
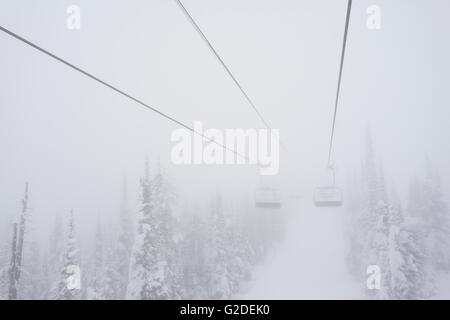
[346,129,450,299]
[0,159,282,300]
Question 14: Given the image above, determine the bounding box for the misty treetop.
[345,129,450,299]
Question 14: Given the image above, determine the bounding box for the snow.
[244,201,363,299]
[435,273,450,299]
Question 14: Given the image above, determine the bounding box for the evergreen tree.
[15,182,29,284]
[115,174,133,299]
[51,212,81,300]
[181,212,209,299]
[391,220,429,299]
[99,246,122,299]
[228,215,255,294]
[8,182,30,300]
[382,187,427,299]
[19,241,44,299]
[7,223,18,300]
[86,219,104,299]
[127,158,167,299]
[153,164,181,299]
[358,130,392,298]
[206,195,232,299]
[422,161,450,272]
[44,214,63,299]
[345,173,365,277]
[0,236,9,299]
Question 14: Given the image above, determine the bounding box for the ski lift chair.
[314,186,343,207]
[255,187,281,209]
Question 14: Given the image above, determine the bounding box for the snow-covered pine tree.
[358,131,390,298]
[99,246,121,299]
[422,160,450,272]
[206,195,232,299]
[392,219,429,299]
[114,174,133,299]
[403,160,450,296]
[345,172,366,277]
[7,223,18,300]
[227,213,255,295]
[388,186,403,226]
[404,177,436,298]
[366,187,391,298]
[43,214,64,299]
[86,218,104,299]
[0,233,9,300]
[358,129,379,267]
[152,164,181,299]
[51,211,81,300]
[384,186,426,299]
[15,182,29,285]
[383,185,404,299]
[352,130,398,299]
[180,212,209,299]
[7,182,30,300]
[127,158,167,299]
[19,241,45,299]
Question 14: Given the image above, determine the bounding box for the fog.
[1,0,450,300]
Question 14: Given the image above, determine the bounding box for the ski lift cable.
[174,0,292,155]
[174,0,271,129]
[327,0,352,167]
[0,25,252,163]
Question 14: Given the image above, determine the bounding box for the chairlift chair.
[255,187,281,209]
[314,164,343,207]
[314,186,343,207]
[313,0,352,208]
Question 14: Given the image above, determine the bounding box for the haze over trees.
[1,131,450,300]
[0,158,277,300]
[345,129,450,299]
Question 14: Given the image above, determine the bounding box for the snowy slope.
[244,200,363,299]
[435,273,450,299]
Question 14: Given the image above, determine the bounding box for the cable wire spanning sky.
[1,0,450,234]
